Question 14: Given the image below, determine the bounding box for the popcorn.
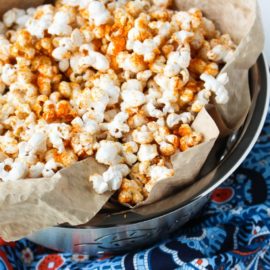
[137,144,158,162]
[117,52,146,73]
[132,125,154,144]
[131,36,161,62]
[48,11,73,36]
[118,178,144,205]
[1,64,17,86]
[0,0,235,204]
[177,124,203,151]
[145,165,174,192]
[207,44,234,63]
[29,162,45,178]
[96,140,123,165]
[48,123,71,153]
[167,112,194,128]
[93,75,120,105]
[27,132,47,154]
[200,73,229,104]
[172,30,194,45]
[0,158,28,182]
[71,132,96,156]
[122,141,138,165]
[3,8,25,28]
[78,50,109,72]
[26,5,54,39]
[0,36,11,61]
[104,112,130,138]
[42,159,63,177]
[90,164,129,194]
[0,132,18,155]
[164,46,191,77]
[121,86,146,110]
[88,1,112,26]
[152,0,172,8]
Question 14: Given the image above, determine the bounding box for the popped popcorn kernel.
[0,0,235,205]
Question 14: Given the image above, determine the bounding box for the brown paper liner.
[0,0,264,240]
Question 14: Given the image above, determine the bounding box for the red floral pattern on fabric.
[0,238,15,248]
[211,187,234,203]
[0,250,13,270]
[37,254,64,270]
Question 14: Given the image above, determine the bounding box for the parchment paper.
[174,0,264,130]
[134,108,219,207]
[0,0,264,241]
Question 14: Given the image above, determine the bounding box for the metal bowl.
[28,55,270,256]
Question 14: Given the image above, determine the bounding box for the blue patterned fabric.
[1,109,270,270]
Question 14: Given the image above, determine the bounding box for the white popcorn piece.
[105,112,130,138]
[59,59,70,72]
[71,29,84,47]
[78,51,109,72]
[26,5,54,38]
[121,79,143,92]
[173,11,192,31]
[88,1,112,26]
[137,144,158,162]
[82,114,100,134]
[71,132,96,156]
[207,44,234,63]
[167,112,194,128]
[144,102,164,118]
[103,164,129,190]
[191,89,212,112]
[145,165,174,192]
[122,141,138,165]
[0,132,18,155]
[52,46,70,61]
[42,159,62,177]
[200,73,229,104]
[121,89,146,109]
[1,64,17,86]
[90,164,129,194]
[89,87,110,120]
[91,174,109,194]
[0,158,28,182]
[152,0,172,8]
[131,36,161,62]
[29,162,45,178]
[93,75,120,105]
[137,70,152,82]
[117,52,146,73]
[149,21,172,38]
[173,30,194,45]
[164,46,191,77]
[132,125,154,144]
[3,8,25,28]
[27,132,47,154]
[96,140,123,165]
[48,11,73,36]
[48,123,71,153]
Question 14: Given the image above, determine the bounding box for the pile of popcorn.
[0,0,236,205]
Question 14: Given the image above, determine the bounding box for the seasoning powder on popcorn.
[0,0,236,205]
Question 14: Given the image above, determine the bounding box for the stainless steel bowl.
[28,55,270,256]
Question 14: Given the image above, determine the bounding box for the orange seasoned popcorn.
[0,0,235,201]
[118,178,145,205]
